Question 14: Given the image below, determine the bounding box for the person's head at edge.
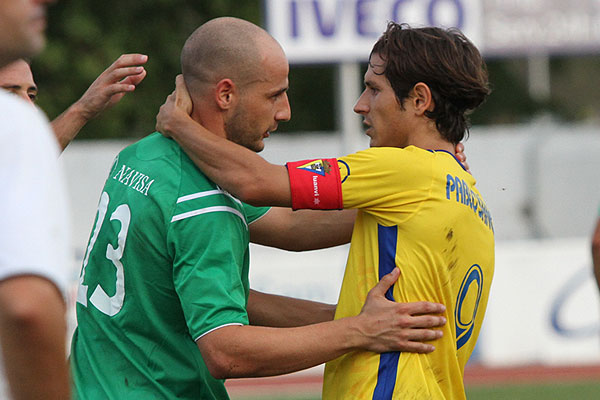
[0,58,37,104]
[180,17,291,153]
[354,22,490,149]
[0,0,55,68]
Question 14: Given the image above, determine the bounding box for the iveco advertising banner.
[265,0,600,62]
[264,0,482,63]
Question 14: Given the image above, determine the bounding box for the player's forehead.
[364,54,389,87]
[260,41,289,76]
[249,45,289,94]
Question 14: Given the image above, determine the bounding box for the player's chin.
[252,139,265,153]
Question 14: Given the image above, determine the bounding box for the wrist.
[340,315,369,352]
[165,111,195,138]
[67,100,95,123]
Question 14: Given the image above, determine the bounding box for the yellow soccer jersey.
[287,146,495,400]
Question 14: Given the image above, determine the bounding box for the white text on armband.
[446,174,494,232]
[112,164,155,196]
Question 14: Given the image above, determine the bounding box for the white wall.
[480,238,600,366]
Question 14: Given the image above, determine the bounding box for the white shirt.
[0,91,70,398]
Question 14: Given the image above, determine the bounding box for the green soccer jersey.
[71,133,269,399]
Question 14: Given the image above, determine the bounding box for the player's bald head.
[181,17,282,97]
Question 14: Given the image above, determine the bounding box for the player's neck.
[409,126,454,153]
[191,106,228,139]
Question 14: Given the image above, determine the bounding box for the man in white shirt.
[0,0,71,398]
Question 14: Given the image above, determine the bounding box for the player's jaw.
[225,116,271,154]
[360,119,377,146]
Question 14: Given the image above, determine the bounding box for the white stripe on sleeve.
[171,206,248,228]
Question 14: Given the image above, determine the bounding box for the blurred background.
[38,0,600,398]
[38,0,600,138]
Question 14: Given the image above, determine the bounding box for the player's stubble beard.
[224,102,265,153]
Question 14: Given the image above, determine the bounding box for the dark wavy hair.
[370,22,490,144]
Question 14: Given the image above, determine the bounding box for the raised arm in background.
[52,53,147,151]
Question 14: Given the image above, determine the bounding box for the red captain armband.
[286,158,343,210]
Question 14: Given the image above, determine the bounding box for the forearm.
[250,208,356,251]
[199,317,363,378]
[285,209,355,250]
[51,101,89,152]
[200,269,446,379]
[248,289,335,327]
[0,277,70,400]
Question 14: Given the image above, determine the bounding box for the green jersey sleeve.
[243,203,270,224]
[168,187,252,341]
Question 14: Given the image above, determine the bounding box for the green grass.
[231,381,600,400]
[466,381,600,400]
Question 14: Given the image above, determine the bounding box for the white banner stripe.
[171,206,247,227]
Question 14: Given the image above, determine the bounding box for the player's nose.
[275,93,291,122]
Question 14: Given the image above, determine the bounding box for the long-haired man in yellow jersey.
[157,22,494,400]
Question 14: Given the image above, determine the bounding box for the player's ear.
[411,82,435,115]
[215,78,237,110]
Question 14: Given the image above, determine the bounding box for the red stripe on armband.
[286,158,343,210]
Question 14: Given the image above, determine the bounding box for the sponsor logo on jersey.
[295,159,332,176]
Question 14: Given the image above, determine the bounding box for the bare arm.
[0,276,70,400]
[198,268,446,379]
[592,217,600,291]
[157,76,472,207]
[248,289,336,327]
[250,207,356,251]
[52,53,148,151]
